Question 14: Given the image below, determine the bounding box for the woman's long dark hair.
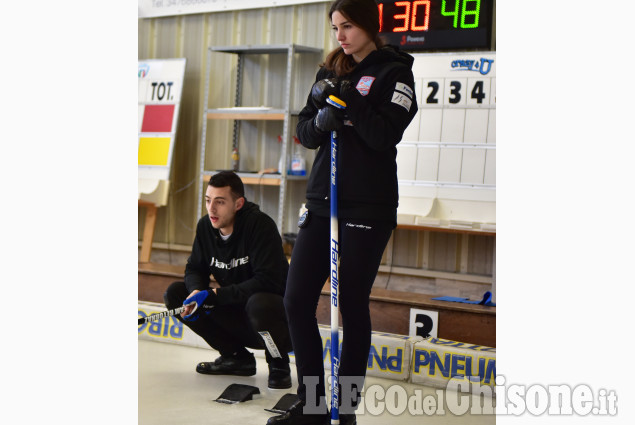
[323,0,384,76]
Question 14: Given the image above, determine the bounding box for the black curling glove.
[314,105,344,132]
[310,78,339,109]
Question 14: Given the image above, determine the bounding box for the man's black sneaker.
[267,358,292,389]
[195,353,256,376]
[266,399,328,425]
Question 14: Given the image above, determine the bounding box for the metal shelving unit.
[197,44,322,234]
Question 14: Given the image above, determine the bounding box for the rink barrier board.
[138,301,495,390]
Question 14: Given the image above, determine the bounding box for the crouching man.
[164,171,292,389]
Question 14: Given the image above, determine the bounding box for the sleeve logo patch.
[391,91,412,112]
[395,82,414,99]
[356,76,376,96]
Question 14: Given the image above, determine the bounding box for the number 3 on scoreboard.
[444,78,466,105]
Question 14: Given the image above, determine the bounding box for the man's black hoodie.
[184,201,288,306]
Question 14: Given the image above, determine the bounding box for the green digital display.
[377,0,493,51]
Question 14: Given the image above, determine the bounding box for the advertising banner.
[138,302,495,390]
[318,325,416,382]
[410,337,496,391]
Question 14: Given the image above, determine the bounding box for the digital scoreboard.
[377,0,493,51]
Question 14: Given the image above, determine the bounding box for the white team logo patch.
[391,92,412,111]
[258,331,282,358]
[395,82,414,99]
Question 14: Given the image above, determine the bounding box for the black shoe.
[196,353,256,376]
[266,400,328,425]
[267,358,292,389]
[338,413,356,425]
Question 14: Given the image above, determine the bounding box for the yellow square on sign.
[138,137,171,166]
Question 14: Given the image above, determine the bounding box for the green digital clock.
[377,0,493,51]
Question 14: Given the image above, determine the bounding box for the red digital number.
[378,1,431,33]
[393,1,411,32]
[378,3,383,32]
[411,1,430,31]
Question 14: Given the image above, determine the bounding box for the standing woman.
[267,1,417,424]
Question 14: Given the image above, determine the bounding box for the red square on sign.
[141,104,175,133]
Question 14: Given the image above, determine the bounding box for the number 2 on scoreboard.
[426,81,440,104]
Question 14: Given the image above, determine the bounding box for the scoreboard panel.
[377,0,494,51]
[138,58,186,181]
[397,52,495,224]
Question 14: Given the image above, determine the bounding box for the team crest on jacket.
[356,76,376,96]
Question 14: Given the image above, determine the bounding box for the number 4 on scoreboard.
[467,78,491,106]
